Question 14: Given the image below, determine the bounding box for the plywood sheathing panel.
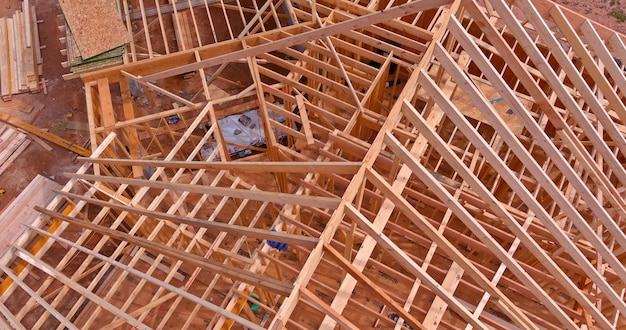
[57,0,131,60]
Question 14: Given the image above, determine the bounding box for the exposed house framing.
[1,0,626,328]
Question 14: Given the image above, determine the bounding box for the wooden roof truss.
[1,0,626,328]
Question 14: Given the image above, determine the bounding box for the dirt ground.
[553,0,626,35]
[0,0,626,213]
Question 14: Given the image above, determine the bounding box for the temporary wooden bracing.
[1,0,626,328]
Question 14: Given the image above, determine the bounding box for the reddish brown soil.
[552,0,626,35]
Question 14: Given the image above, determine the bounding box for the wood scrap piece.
[0,98,34,113]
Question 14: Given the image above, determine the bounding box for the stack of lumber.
[0,175,59,257]
[0,2,43,101]
[0,122,31,175]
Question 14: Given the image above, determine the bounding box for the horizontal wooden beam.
[64,173,341,209]
[78,158,362,174]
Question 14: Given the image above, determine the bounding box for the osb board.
[451,79,529,135]
[57,0,130,60]
[0,175,60,259]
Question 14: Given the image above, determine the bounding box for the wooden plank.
[0,263,78,329]
[30,5,41,65]
[121,70,195,107]
[20,11,35,85]
[79,157,362,174]
[173,10,194,51]
[0,130,26,165]
[5,18,16,97]
[65,172,341,209]
[23,0,31,48]
[96,78,116,129]
[21,130,53,151]
[12,12,25,92]
[0,18,10,99]
[295,95,314,145]
[0,139,30,175]
[0,175,60,258]
[0,301,26,330]
[119,78,142,178]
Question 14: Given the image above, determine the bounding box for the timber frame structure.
[1,0,626,328]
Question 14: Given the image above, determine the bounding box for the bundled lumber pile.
[0,1,42,101]
[0,122,31,175]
